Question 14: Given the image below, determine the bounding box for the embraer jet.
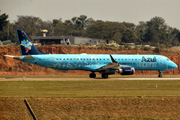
[4,30,178,78]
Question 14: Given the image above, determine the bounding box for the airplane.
[4,30,178,78]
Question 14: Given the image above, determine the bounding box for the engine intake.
[118,67,135,75]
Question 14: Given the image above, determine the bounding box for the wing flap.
[97,62,120,71]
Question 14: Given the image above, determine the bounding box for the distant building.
[32,36,106,46]
[0,40,12,45]
[0,41,2,45]
[32,29,106,46]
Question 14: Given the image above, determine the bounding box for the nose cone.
[168,62,178,70]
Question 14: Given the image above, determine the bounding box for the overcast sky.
[1,0,180,29]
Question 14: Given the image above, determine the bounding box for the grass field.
[0,80,180,98]
[1,78,180,119]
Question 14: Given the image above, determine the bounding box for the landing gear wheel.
[101,73,108,78]
[158,71,162,78]
[89,73,96,78]
[158,74,162,78]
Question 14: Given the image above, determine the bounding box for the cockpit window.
[166,59,170,61]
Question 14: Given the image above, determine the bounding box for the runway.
[0,77,180,81]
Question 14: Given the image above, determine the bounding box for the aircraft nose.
[168,62,178,70]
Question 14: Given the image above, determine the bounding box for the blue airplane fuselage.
[21,54,177,72]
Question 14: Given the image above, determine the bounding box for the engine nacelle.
[118,67,135,75]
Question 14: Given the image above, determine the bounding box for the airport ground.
[0,75,180,120]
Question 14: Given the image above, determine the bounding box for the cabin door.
[159,59,163,66]
[49,57,55,67]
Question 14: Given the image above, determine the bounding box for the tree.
[147,16,166,30]
[168,28,180,46]
[122,22,135,30]
[14,15,42,37]
[144,28,160,45]
[135,21,148,44]
[143,16,171,46]
[121,29,138,43]
[76,15,88,30]
[86,21,127,42]
[0,13,8,31]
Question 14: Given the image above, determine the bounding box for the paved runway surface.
[0,78,180,81]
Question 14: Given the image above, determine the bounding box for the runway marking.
[0,78,180,81]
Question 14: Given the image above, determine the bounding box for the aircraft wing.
[96,55,120,71]
[96,55,134,72]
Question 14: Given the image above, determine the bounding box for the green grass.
[0,80,180,98]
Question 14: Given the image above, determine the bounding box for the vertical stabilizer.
[17,30,46,55]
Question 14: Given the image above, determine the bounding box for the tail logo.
[20,39,32,53]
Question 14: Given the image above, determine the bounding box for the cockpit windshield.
[166,58,170,61]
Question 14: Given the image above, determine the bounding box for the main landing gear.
[89,72,109,78]
[101,73,108,78]
[89,72,96,78]
[158,71,162,78]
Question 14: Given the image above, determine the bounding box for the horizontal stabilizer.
[4,55,22,60]
[4,55,36,60]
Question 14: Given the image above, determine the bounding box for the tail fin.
[17,30,46,55]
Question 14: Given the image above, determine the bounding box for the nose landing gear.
[158,71,162,78]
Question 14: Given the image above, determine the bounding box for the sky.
[1,0,180,29]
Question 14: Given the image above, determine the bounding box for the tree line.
[0,13,180,47]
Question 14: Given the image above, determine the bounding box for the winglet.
[110,55,117,63]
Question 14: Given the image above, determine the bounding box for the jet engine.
[118,67,135,75]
